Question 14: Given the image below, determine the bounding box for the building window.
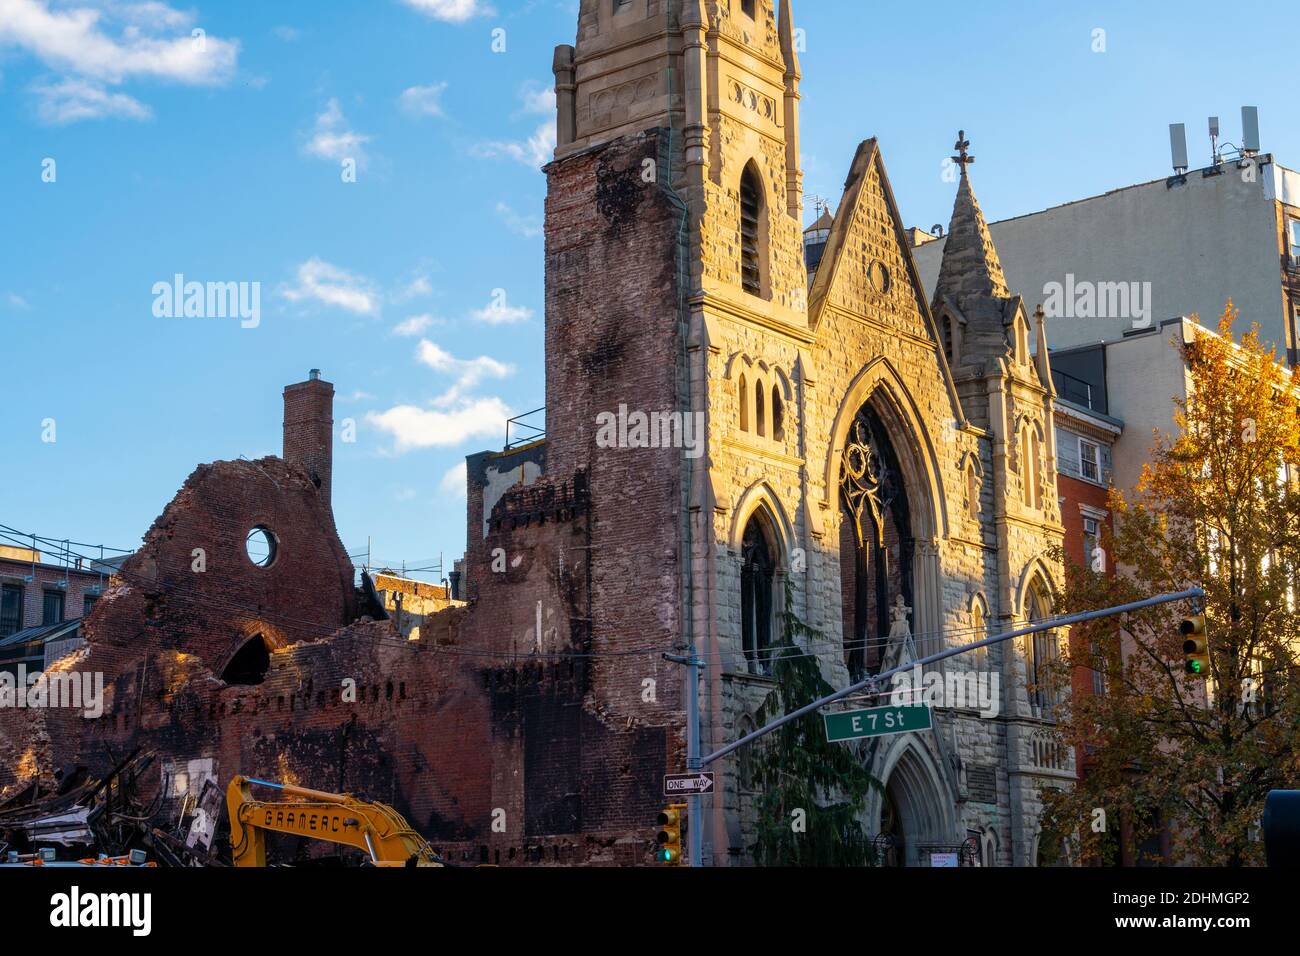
[1082,516,1100,565]
[0,584,22,637]
[1026,587,1059,719]
[740,513,777,676]
[614,0,633,12]
[83,593,99,616]
[741,0,756,18]
[739,165,763,296]
[221,634,271,686]
[1021,424,1042,508]
[1079,439,1101,482]
[1290,219,1300,262]
[738,374,749,432]
[1090,640,1107,697]
[43,589,65,626]
[970,595,989,668]
[771,385,784,441]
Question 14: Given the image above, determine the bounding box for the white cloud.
[305,98,370,166]
[416,339,512,404]
[393,314,435,337]
[470,294,532,325]
[399,81,447,118]
[0,0,239,84]
[494,201,542,239]
[395,274,432,302]
[517,81,554,116]
[366,397,510,452]
[271,25,299,41]
[341,388,376,402]
[280,257,379,316]
[5,292,31,309]
[472,120,555,170]
[0,0,239,123]
[439,461,467,496]
[401,0,492,23]
[33,77,151,122]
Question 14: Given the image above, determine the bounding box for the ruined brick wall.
[433,129,689,863]
[0,457,356,788]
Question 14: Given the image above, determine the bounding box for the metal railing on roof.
[505,407,545,450]
[1052,369,1097,411]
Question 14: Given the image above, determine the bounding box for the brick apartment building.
[0,546,128,676]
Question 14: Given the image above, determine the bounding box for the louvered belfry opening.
[740,167,762,296]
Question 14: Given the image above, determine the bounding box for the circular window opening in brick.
[245,526,278,568]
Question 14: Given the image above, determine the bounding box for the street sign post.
[664,772,715,797]
[823,704,932,743]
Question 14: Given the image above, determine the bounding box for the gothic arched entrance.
[876,743,954,867]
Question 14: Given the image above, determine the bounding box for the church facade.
[456,0,1074,865]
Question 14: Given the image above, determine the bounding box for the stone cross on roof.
[952,130,974,172]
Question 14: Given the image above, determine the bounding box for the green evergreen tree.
[748,583,882,866]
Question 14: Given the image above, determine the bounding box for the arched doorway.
[877,745,953,867]
[839,404,913,680]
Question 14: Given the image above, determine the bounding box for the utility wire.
[0,520,1079,669]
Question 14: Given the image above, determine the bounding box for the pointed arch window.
[222,634,271,686]
[771,384,784,441]
[965,455,981,519]
[755,377,767,437]
[970,593,990,668]
[739,374,750,432]
[739,165,763,297]
[741,513,777,676]
[1026,586,1059,719]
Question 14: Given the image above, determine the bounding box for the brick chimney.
[283,369,334,507]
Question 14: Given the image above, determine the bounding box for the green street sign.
[823,704,932,742]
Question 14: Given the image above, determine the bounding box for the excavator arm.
[226,776,445,867]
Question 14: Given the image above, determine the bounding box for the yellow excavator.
[226,776,446,867]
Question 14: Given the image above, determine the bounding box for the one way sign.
[664,772,715,796]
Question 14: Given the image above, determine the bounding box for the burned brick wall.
[435,128,689,863]
[2,130,692,868]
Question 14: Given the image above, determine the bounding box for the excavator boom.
[226,776,444,867]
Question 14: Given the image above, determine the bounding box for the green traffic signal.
[656,805,684,866]
[1181,614,1208,678]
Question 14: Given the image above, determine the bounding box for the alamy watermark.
[595,405,705,460]
[0,666,103,718]
[152,274,261,328]
[890,664,1000,718]
[1042,274,1152,329]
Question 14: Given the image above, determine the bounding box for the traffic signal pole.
[699,587,1205,768]
[666,650,705,867]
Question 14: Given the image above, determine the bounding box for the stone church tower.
[454,0,1070,866]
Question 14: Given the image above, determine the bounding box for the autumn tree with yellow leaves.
[1041,303,1300,866]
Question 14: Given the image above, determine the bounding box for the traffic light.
[655,805,685,865]
[1181,613,1208,676]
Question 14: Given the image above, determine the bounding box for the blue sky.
[2,0,1295,577]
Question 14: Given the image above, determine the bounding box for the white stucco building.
[912,154,1300,366]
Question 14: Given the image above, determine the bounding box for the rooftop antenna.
[1169,123,1189,175]
[1241,106,1260,157]
[1208,116,1221,165]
